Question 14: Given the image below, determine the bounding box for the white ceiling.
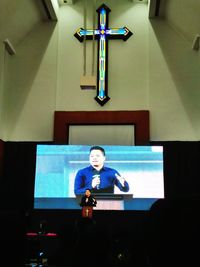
[0,0,199,50]
[159,0,200,44]
[0,0,48,48]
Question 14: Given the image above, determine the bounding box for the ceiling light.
[57,0,75,5]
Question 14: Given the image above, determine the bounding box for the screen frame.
[53,111,150,145]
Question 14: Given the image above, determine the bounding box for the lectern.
[82,206,93,218]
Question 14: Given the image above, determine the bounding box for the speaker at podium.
[80,189,97,218]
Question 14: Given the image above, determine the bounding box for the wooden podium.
[82,206,93,218]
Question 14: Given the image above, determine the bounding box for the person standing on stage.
[80,189,97,207]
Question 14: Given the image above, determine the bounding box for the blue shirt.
[74,165,129,195]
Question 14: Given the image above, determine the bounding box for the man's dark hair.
[85,188,91,192]
[90,146,105,156]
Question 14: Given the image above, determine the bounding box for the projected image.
[34,145,164,210]
[74,146,130,196]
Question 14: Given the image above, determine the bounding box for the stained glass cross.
[74,4,133,106]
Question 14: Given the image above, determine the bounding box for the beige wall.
[0,0,200,141]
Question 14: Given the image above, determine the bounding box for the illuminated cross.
[74,4,133,106]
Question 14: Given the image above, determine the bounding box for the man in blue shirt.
[74,146,129,195]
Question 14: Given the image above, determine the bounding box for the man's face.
[85,190,91,197]
[89,149,105,168]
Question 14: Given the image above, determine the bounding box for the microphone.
[96,175,100,190]
[92,174,100,190]
[92,198,96,206]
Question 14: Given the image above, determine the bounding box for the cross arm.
[74,28,100,42]
[106,27,133,41]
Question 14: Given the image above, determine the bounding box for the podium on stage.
[82,206,93,218]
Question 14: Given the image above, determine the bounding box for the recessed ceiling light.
[58,0,74,5]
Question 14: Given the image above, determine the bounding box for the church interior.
[0,0,200,266]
